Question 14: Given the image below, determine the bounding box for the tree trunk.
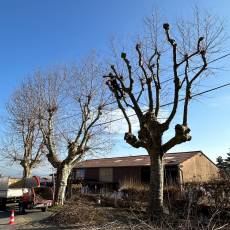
[54,164,72,205]
[22,165,32,178]
[148,150,164,218]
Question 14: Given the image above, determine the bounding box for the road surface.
[0,204,53,229]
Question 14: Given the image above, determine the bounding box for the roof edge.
[74,150,202,168]
[81,150,202,162]
[200,151,218,168]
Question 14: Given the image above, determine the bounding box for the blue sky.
[0,0,230,176]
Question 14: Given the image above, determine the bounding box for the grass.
[119,178,149,192]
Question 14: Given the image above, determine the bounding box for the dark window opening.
[141,166,180,185]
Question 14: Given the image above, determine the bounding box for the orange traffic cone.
[8,210,15,225]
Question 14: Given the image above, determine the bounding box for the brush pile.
[49,195,107,225]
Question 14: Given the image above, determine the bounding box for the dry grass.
[120,178,149,192]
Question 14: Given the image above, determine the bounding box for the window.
[99,168,113,182]
[75,169,85,179]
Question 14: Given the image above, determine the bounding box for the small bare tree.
[33,58,109,205]
[104,10,225,218]
[4,80,44,178]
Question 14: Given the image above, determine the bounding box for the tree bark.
[54,164,72,205]
[22,164,32,179]
[148,150,164,218]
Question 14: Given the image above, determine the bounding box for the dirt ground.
[0,194,229,230]
[0,200,147,230]
[0,208,146,230]
[47,194,230,230]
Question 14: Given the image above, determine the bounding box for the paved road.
[0,204,53,230]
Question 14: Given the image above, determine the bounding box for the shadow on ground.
[21,227,83,230]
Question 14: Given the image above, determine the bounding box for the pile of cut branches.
[49,195,107,225]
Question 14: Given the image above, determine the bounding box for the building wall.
[113,166,141,183]
[73,166,181,184]
[72,153,219,184]
[71,168,99,182]
[181,153,219,183]
[73,166,142,183]
[99,168,113,182]
[85,168,99,181]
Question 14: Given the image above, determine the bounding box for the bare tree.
[4,80,45,178]
[104,10,225,218]
[33,58,109,205]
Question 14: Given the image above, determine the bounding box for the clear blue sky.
[0,0,230,176]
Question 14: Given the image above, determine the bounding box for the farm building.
[71,151,219,189]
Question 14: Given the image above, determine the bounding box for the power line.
[54,51,230,122]
[12,80,229,141]
[5,52,230,128]
[57,81,230,133]
[9,52,229,135]
[91,81,230,128]
[161,52,230,84]
[159,82,230,108]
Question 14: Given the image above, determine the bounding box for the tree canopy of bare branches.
[29,56,110,204]
[4,80,45,178]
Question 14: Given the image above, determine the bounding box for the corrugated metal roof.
[75,151,201,168]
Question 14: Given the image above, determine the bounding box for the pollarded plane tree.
[35,58,109,205]
[4,80,45,178]
[104,11,224,217]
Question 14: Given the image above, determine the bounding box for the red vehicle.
[19,181,54,214]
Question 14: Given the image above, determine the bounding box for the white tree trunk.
[55,164,72,205]
[22,165,32,179]
[149,150,164,218]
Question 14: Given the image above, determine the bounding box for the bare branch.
[183,56,190,126]
[121,52,133,90]
[124,132,146,148]
[162,124,191,152]
[162,23,180,130]
[136,43,154,112]
[105,77,132,133]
